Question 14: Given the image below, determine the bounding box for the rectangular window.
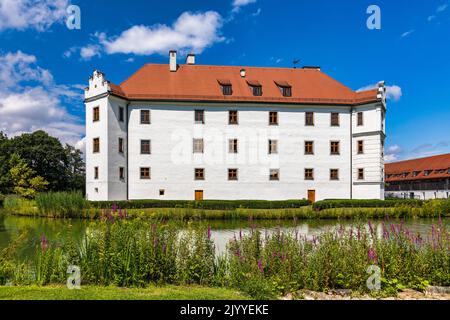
[331,113,340,126]
[229,139,238,154]
[270,169,280,181]
[93,106,100,122]
[118,138,124,153]
[193,139,204,153]
[93,138,100,153]
[195,168,205,180]
[281,87,292,97]
[330,141,340,155]
[195,110,205,124]
[357,112,363,126]
[252,86,262,96]
[269,111,278,125]
[94,167,99,180]
[159,189,165,196]
[228,168,238,181]
[229,110,238,125]
[305,168,314,180]
[305,112,314,126]
[330,169,339,180]
[140,167,151,179]
[119,167,125,180]
[141,140,151,154]
[222,85,232,95]
[140,110,150,124]
[269,139,278,154]
[358,168,364,180]
[305,141,314,155]
[119,107,124,122]
[358,140,364,154]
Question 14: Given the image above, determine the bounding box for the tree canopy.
[0,130,85,195]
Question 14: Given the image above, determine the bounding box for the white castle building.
[84,51,387,202]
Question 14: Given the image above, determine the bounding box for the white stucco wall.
[125,103,355,201]
[386,190,450,200]
[351,103,385,200]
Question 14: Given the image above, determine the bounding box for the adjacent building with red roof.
[84,51,387,202]
[385,153,450,199]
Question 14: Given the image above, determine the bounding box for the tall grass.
[2,196,37,216]
[227,220,449,297]
[35,192,87,218]
[0,216,448,299]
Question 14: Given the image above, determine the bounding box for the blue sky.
[1,0,449,161]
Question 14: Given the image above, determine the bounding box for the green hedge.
[312,199,424,211]
[90,199,311,210]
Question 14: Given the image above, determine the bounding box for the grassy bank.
[0,285,248,300]
[1,193,449,220]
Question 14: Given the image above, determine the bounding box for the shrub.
[35,191,87,218]
[90,199,311,210]
[313,199,423,211]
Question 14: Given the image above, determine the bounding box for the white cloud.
[232,0,257,12]
[401,30,414,38]
[357,84,403,102]
[427,15,436,21]
[384,145,403,162]
[436,4,448,12]
[0,0,69,32]
[80,45,101,60]
[252,8,262,17]
[0,51,84,149]
[100,11,224,56]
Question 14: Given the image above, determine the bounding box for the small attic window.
[247,80,262,96]
[275,81,292,97]
[218,79,232,96]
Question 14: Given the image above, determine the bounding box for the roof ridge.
[388,153,450,165]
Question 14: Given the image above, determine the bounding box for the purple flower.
[368,220,374,235]
[257,259,264,273]
[207,225,212,240]
[368,247,378,264]
[112,203,117,213]
[40,235,48,251]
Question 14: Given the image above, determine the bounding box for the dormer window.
[275,81,292,97]
[218,79,232,96]
[223,85,232,95]
[412,171,420,177]
[247,80,262,96]
[448,168,450,174]
[424,170,432,176]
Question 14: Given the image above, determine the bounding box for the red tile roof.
[106,64,380,105]
[385,153,450,182]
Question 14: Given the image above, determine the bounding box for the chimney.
[169,50,177,72]
[240,69,246,78]
[186,54,195,65]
